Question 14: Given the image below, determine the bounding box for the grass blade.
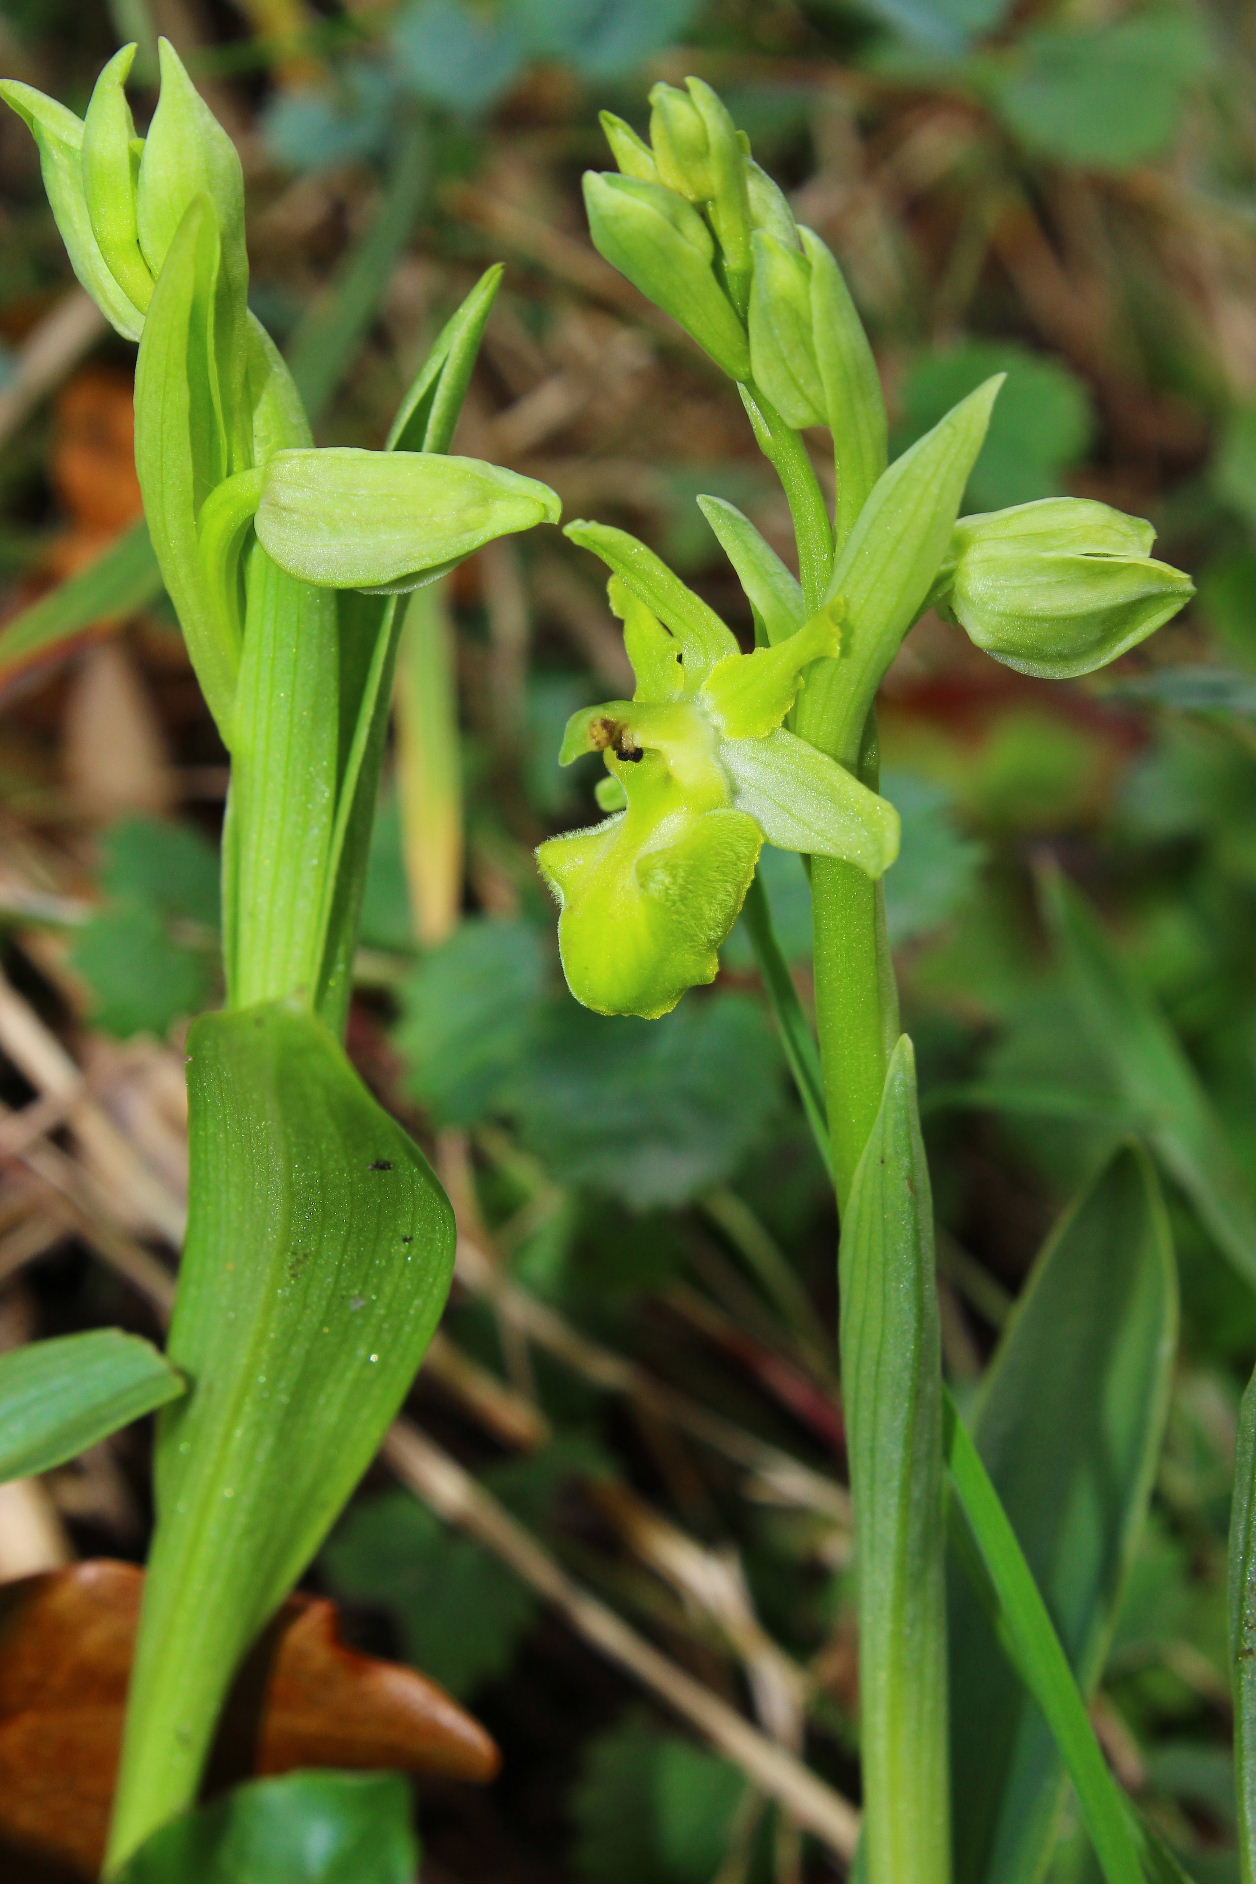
[946,1402,1149,1884]
[840,1034,950,1884]
[0,520,160,689]
[949,1144,1177,1884]
[1232,1369,1255,1884]
[0,1329,183,1482]
[1041,866,1254,1284]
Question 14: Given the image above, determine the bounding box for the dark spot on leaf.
[401,1235,414,1244]
[369,1159,394,1171]
[287,1249,312,1282]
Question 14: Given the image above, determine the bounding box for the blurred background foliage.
[0,0,1251,1878]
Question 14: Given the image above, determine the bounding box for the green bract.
[935,498,1195,678]
[537,524,899,1018]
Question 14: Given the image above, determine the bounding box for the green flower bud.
[745,159,801,250]
[598,110,659,184]
[582,171,750,381]
[0,69,146,339]
[137,41,247,325]
[748,231,825,430]
[648,82,713,201]
[81,44,153,315]
[239,448,561,592]
[937,498,1194,678]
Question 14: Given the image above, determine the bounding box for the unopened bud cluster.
[588,77,853,421]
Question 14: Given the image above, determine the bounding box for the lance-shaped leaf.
[948,1146,1177,1884]
[697,494,805,645]
[840,1036,950,1884]
[108,1002,457,1866]
[565,519,738,682]
[0,78,145,338]
[796,375,1003,765]
[1042,867,1255,1283]
[252,448,560,594]
[114,1771,420,1884]
[0,1332,184,1484]
[387,264,503,455]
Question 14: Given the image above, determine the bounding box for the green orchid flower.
[537,521,901,1019]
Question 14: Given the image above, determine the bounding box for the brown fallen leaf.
[0,1559,499,1881]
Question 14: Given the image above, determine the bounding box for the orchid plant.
[534,77,1196,1884]
[0,39,1224,1884]
[1,40,558,1877]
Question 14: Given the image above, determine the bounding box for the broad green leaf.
[565,519,738,682]
[0,520,160,687]
[325,1440,602,1696]
[803,227,887,544]
[252,448,560,592]
[326,1491,538,1698]
[0,1330,183,1483]
[70,896,213,1038]
[114,1771,419,1884]
[839,1035,949,1884]
[991,12,1213,171]
[572,1717,751,1884]
[1232,1371,1255,1884]
[1042,869,1255,1284]
[696,493,805,644]
[395,917,549,1126]
[109,1003,455,1861]
[511,993,783,1207]
[949,1146,1178,1884]
[514,0,700,78]
[132,199,238,739]
[101,816,221,928]
[392,0,528,116]
[881,769,984,945]
[796,376,1002,765]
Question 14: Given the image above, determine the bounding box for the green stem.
[809,717,899,1211]
[741,872,831,1181]
[739,384,833,611]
